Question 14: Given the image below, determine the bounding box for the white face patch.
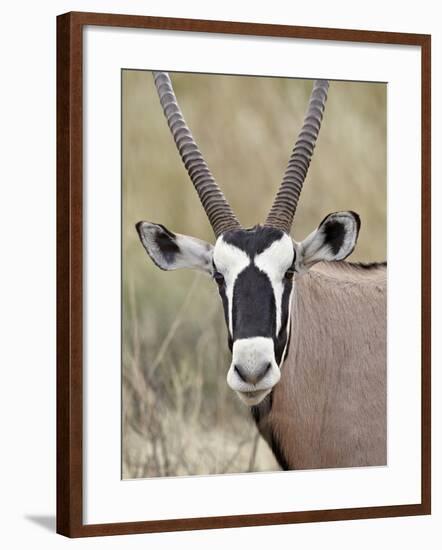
[254,233,295,334]
[213,237,250,334]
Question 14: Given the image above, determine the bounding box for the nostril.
[234,364,247,382]
[233,362,272,385]
[256,362,272,383]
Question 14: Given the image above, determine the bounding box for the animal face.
[137,75,358,406]
[212,227,295,405]
[136,211,360,406]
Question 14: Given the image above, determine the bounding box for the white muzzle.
[227,337,281,406]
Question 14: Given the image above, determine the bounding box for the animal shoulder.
[308,260,387,286]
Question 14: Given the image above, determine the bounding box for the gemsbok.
[136,72,386,470]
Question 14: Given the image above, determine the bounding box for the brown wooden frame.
[57,11,431,538]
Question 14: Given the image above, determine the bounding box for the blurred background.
[122,71,386,479]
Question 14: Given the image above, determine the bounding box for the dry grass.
[122,71,386,479]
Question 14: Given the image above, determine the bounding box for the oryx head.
[136,73,360,406]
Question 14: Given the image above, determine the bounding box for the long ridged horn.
[153,72,241,238]
[265,80,330,232]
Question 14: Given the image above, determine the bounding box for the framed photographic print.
[57,11,431,537]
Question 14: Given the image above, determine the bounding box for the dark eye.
[213,271,225,286]
[285,254,296,281]
[285,269,295,281]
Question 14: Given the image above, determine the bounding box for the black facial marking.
[217,225,295,376]
[217,282,232,351]
[222,225,286,257]
[273,279,293,365]
[232,265,276,340]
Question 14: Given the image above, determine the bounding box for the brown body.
[144,72,386,470]
[255,261,387,469]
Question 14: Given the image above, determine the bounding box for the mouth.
[236,389,271,406]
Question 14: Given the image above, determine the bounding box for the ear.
[295,211,361,272]
[136,222,214,274]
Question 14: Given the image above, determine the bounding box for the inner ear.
[136,221,214,273]
[318,211,361,257]
[149,224,181,265]
[136,222,179,270]
[296,211,361,272]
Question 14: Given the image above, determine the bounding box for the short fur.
[253,260,387,469]
[136,219,386,469]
